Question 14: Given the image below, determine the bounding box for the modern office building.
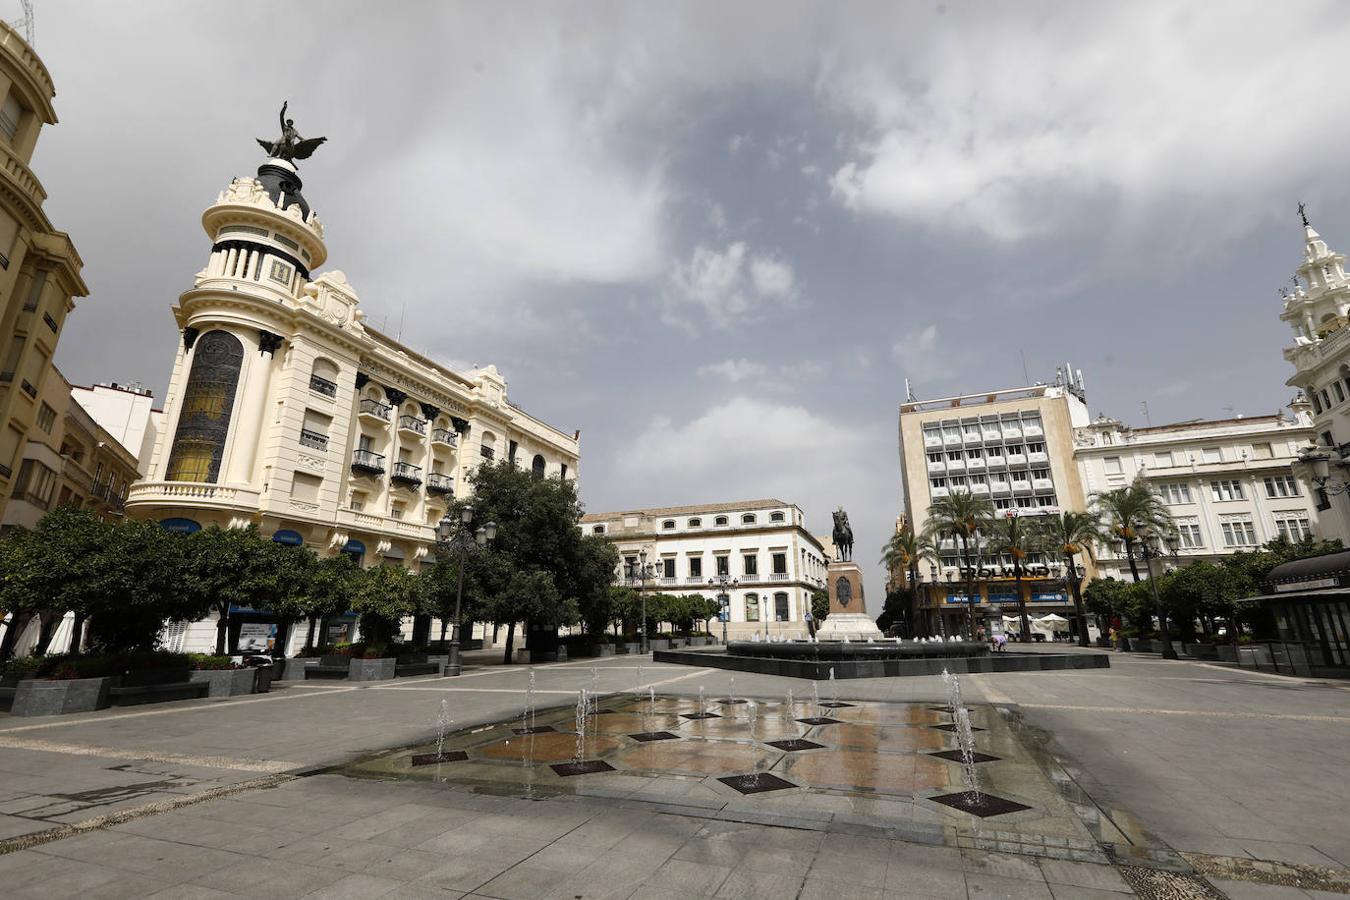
[897,371,1092,635]
[1074,405,1320,580]
[1280,213,1350,545]
[580,499,828,640]
[0,22,88,523]
[126,140,580,600]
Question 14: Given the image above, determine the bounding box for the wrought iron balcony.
[397,415,427,436]
[358,398,391,421]
[426,472,454,495]
[350,449,385,475]
[299,428,328,451]
[431,427,457,447]
[391,460,423,486]
[309,373,337,397]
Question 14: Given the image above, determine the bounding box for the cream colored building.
[127,150,580,610]
[580,500,828,639]
[1074,407,1320,580]
[0,22,87,523]
[1280,214,1350,545]
[72,381,162,472]
[898,373,1092,634]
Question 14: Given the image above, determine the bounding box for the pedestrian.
[1108,626,1118,651]
[993,632,1007,653]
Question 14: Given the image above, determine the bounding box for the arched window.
[770,511,785,523]
[480,431,496,461]
[592,524,605,534]
[741,513,756,525]
[309,358,338,397]
[531,454,546,479]
[662,519,676,530]
[744,593,760,622]
[774,592,789,622]
[688,518,701,528]
[166,330,243,483]
[714,515,728,526]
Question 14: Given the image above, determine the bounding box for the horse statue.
[831,508,854,562]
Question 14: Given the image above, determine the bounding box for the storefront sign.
[1031,592,1068,603]
[1275,577,1338,592]
[238,623,275,651]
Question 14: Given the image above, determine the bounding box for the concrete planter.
[618,642,641,655]
[649,639,671,651]
[687,637,707,647]
[1216,644,1238,662]
[11,676,112,717]
[427,655,450,675]
[347,658,396,681]
[278,658,319,681]
[1186,643,1219,660]
[1131,639,1154,652]
[1238,645,1272,668]
[189,668,260,698]
[514,649,531,664]
[592,644,616,657]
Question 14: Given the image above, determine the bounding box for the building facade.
[898,372,1092,635]
[1074,407,1320,580]
[580,500,828,640]
[1281,216,1350,545]
[72,381,162,472]
[0,22,87,523]
[126,151,580,605]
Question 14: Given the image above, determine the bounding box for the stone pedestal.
[817,561,884,641]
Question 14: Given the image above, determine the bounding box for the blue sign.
[160,517,201,534]
[1032,591,1068,603]
[718,610,729,622]
[944,594,977,605]
[987,592,1019,605]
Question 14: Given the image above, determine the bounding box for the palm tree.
[924,489,995,638]
[880,525,938,636]
[1091,482,1172,583]
[987,513,1044,642]
[1044,510,1104,647]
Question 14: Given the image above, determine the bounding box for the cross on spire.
[1299,201,1310,228]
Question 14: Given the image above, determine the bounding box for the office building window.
[1211,479,1244,502]
[743,554,758,577]
[689,556,702,578]
[1104,456,1122,475]
[715,555,729,576]
[772,552,787,575]
[1273,513,1312,542]
[1202,447,1222,464]
[662,558,675,578]
[1263,475,1300,498]
[1176,518,1203,549]
[1220,516,1258,547]
[35,403,55,434]
[1159,482,1192,504]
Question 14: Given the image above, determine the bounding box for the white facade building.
[1074,406,1319,580]
[70,381,161,472]
[1281,214,1350,545]
[126,153,580,653]
[580,500,828,639]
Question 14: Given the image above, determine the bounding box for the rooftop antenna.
[904,377,916,403]
[396,301,406,342]
[11,0,32,44]
[1019,349,1030,385]
[1139,401,1152,426]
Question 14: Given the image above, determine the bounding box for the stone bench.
[395,654,441,677]
[108,669,210,707]
[304,655,353,680]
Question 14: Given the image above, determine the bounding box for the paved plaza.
[0,648,1347,899]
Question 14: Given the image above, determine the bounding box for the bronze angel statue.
[256,102,326,162]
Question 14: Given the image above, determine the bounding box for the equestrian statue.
[832,507,854,562]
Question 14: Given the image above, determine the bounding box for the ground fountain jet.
[941,669,981,804]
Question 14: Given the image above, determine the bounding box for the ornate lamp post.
[708,571,739,645]
[435,505,496,676]
[928,562,947,639]
[1138,526,1180,660]
[1298,447,1350,498]
[624,549,657,653]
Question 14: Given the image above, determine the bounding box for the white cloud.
[667,241,798,329]
[822,2,1350,241]
[891,324,943,380]
[698,359,769,383]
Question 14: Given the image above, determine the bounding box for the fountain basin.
[653,646,1109,679]
[729,640,989,661]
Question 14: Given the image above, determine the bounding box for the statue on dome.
[256,101,326,163]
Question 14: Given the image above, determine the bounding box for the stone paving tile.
[320,842,448,881]
[712,868,808,900]
[190,857,349,896]
[798,874,886,900]
[34,832,242,881]
[1037,859,1133,893]
[145,884,250,899]
[965,872,1057,899]
[381,883,468,899]
[476,863,587,900]
[299,873,406,899]
[1238,840,1348,869]
[1045,887,1135,899]
[417,854,523,894]
[806,849,889,887]
[649,856,735,895]
[883,847,969,898]
[962,848,1051,882]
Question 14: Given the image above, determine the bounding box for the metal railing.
[299,428,328,450]
[391,461,423,484]
[351,449,386,473]
[359,398,391,420]
[309,373,337,397]
[397,415,427,435]
[426,472,454,493]
[431,427,457,446]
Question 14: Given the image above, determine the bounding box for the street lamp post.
[928,563,947,639]
[1138,527,1180,660]
[625,550,657,653]
[435,505,497,677]
[707,572,739,645]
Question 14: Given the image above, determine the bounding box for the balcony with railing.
[431,427,457,447]
[931,486,950,498]
[1006,452,1027,466]
[426,472,454,495]
[658,576,678,587]
[350,449,386,475]
[685,576,705,585]
[391,460,423,486]
[1032,478,1055,492]
[990,479,1012,494]
[397,415,427,437]
[768,571,789,581]
[309,374,338,397]
[299,428,328,451]
[1027,451,1048,464]
[358,398,391,422]
[946,458,966,473]
[927,460,946,474]
[1011,478,1033,494]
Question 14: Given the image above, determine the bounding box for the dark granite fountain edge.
[652,649,1109,679]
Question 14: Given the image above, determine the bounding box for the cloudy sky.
[27,1,1350,610]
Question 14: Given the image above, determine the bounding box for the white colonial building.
[580,500,829,639]
[126,151,579,652]
[1281,213,1350,546]
[1074,406,1319,580]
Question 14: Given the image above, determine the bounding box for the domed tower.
[129,109,371,537]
